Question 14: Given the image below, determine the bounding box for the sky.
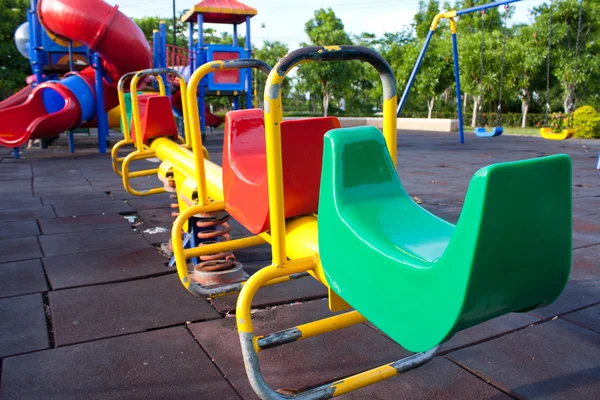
[111,0,547,50]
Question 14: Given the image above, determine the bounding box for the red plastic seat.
[223,109,340,234]
[131,95,178,144]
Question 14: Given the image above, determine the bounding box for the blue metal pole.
[455,0,521,16]
[93,53,108,154]
[233,24,238,46]
[452,32,464,144]
[153,30,160,69]
[245,16,252,109]
[159,22,170,98]
[187,22,194,73]
[397,29,435,116]
[197,13,206,136]
[67,40,74,71]
[13,148,20,159]
[233,95,239,110]
[68,131,75,153]
[30,0,44,85]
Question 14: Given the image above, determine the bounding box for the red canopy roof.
[181,0,257,24]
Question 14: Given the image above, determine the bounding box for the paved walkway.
[0,131,598,399]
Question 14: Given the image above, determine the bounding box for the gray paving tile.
[0,293,49,358]
[0,327,240,400]
[0,236,42,263]
[39,227,150,257]
[562,304,600,334]
[447,319,600,400]
[0,259,48,298]
[124,193,173,211]
[49,274,220,346]
[43,246,169,289]
[0,206,55,222]
[52,199,132,217]
[0,196,42,210]
[0,219,40,240]
[40,192,112,205]
[39,213,130,235]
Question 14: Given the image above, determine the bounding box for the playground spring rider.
[141,46,569,398]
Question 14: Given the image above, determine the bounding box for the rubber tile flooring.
[0,131,599,399]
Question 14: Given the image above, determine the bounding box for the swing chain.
[543,0,553,127]
[569,0,584,128]
[478,10,486,128]
[496,5,509,128]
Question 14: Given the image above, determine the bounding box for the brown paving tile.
[572,214,600,249]
[572,196,600,217]
[0,327,240,400]
[39,227,150,257]
[441,312,539,353]
[0,219,40,240]
[0,294,49,358]
[39,213,130,235]
[562,304,600,334]
[209,265,327,313]
[335,357,511,400]
[49,274,220,346]
[0,206,55,222]
[447,319,600,400]
[529,268,600,320]
[0,236,42,263]
[52,199,132,217]
[43,246,169,289]
[0,259,48,298]
[190,300,413,398]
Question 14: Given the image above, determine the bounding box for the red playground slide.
[0,86,32,111]
[0,0,151,148]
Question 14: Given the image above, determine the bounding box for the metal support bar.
[245,16,253,109]
[451,26,464,144]
[397,29,435,116]
[197,14,206,137]
[93,53,108,154]
[455,0,521,16]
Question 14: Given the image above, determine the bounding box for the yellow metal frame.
[118,69,190,196]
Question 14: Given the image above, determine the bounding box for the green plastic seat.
[318,126,572,352]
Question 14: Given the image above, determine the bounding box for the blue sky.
[111,0,546,49]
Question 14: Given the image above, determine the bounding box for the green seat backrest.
[318,126,572,352]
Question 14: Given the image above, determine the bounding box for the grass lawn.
[463,127,541,136]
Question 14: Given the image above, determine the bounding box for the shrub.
[573,106,600,139]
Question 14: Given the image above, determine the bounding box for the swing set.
[398,0,585,142]
[474,7,508,138]
[540,0,584,140]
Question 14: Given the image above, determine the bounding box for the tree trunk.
[471,97,478,127]
[463,93,468,110]
[427,97,435,119]
[323,92,330,117]
[521,98,529,128]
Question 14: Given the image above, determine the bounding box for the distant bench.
[284,117,458,132]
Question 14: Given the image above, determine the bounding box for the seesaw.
[113,47,572,399]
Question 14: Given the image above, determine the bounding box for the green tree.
[253,41,289,107]
[297,8,355,116]
[531,0,600,113]
[0,0,30,99]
